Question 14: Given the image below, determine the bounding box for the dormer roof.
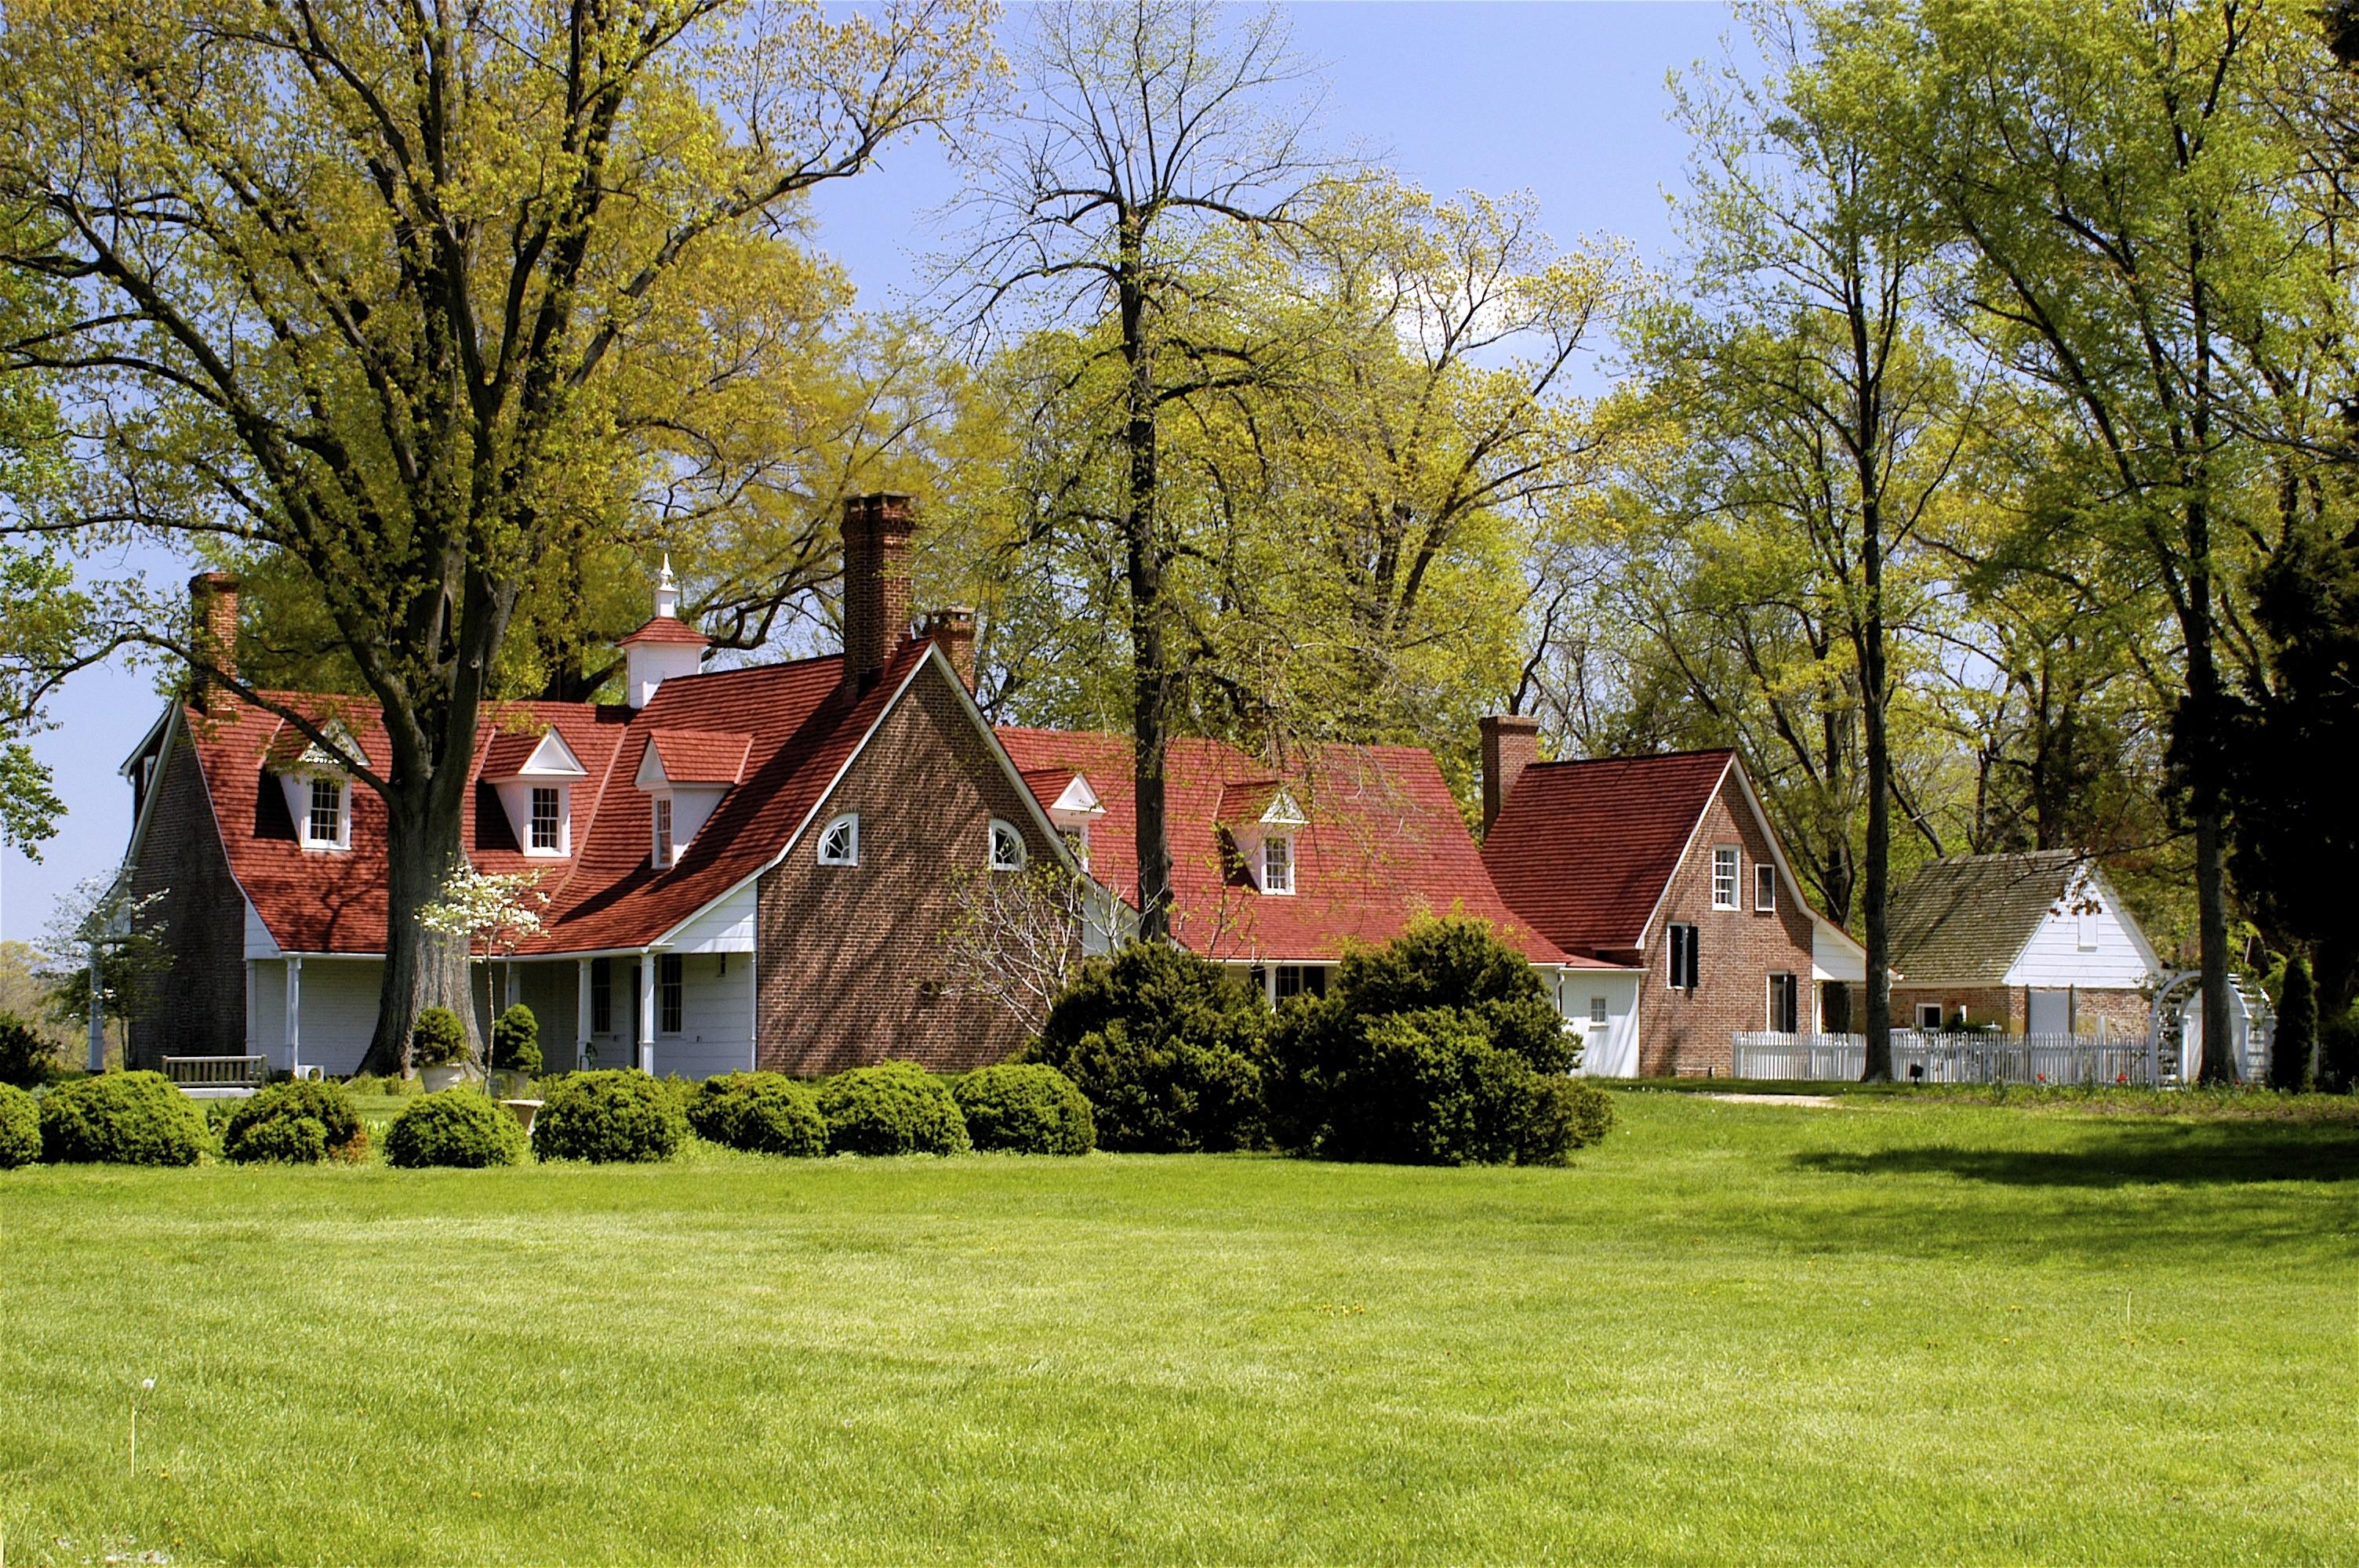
[1219,779,1306,828]
[1027,768,1107,822]
[481,727,589,781]
[261,718,369,775]
[635,728,754,789]
[617,615,711,648]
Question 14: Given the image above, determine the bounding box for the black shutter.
[1686,924,1700,989]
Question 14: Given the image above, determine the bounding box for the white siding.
[253,958,385,1076]
[1812,917,1865,983]
[667,882,756,954]
[242,898,281,960]
[1561,970,1642,1078]
[2005,874,2158,989]
[249,960,286,1062]
[651,952,754,1080]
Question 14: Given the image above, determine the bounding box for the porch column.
[576,957,594,1071]
[285,955,303,1076]
[244,959,258,1054]
[638,952,656,1074]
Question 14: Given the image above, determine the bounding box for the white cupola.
[617,553,708,708]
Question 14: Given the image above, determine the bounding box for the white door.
[2026,989,2070,1036]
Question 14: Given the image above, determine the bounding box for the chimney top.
[921,605,977,692]
[841,493,918,690]
[1479,713,1541,839]
[187,572,241,711]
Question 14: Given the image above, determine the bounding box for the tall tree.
[0,0,997,1067]
[947,0,1332,939]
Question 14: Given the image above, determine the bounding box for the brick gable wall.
[126,728,248,1066]
[1628,776,1818,1076]
[755,666,1067,1075]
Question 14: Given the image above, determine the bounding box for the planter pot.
[489,1068,534,1100]
[419,1064,467,1093]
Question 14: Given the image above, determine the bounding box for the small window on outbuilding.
[988,818,1027,871]
[818,813,860,867]
[1755,862,1776,913]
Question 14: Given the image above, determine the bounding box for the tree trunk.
[1859,523,1895,1083]
[1118,219,1176,942]
[361,779,482,1075]
[2184,614,2237,1085]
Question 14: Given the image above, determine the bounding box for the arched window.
[817,812,860,866]
[988,818,1027,871]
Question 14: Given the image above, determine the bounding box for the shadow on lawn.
[1792,1122,2359,1187]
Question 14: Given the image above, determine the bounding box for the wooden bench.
[162,1054,270,1098]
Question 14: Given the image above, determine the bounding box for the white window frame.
[651,794,674,869]
[657,953,684,1036]
[301,775,350,851]
[1665,922,1699,991]
[1754,862,1776,913]
[1711,846,1740,910]
[1588,995,1608,1026]
[529,786,565,854]
[818,812,860,867]
[1261,833,1295,895]
[1915,1003,1945,1032]
[1766,971,1798,1034]
[987,818,1027,872]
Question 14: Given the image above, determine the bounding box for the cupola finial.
[653,552,680,619]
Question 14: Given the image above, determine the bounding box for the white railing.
[1731,1031,2161,1086]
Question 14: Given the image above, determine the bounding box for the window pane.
[1263,836,1292,893]
[1712,848,1738,908]
[531,786,561,850]
[659,954,683,1034]
[653,797,673,865]
[308,778,340,844]
[1590,995,1608,1025]
[1755,863,1775,911]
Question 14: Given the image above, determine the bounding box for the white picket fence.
[1730,1031,2165,1086]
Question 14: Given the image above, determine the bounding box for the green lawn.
[2,1094,2353,1566]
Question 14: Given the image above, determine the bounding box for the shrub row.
[1028,920,1616,1167]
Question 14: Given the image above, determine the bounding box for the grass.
[2,1093,2353,1566]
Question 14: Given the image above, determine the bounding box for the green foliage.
[1027,943,1266,1152]
[691,1073,827,1158]
[535,1071,686,1163]
[2318,1006,2359,1096]
[2271,955,2317,1092]
[223,1080,365,1165]
[954,1063,1096,1156]
[490,1004,542,1075]
[343,1072,423,1099]
[410,1007,469,1069]
[383,1090,529,1170]
[0,1080,38,1167]
[37,1071,207,1166]
[1264,918,1611,1166]
[816,1062,970,1156]
[0,1009,58,1087]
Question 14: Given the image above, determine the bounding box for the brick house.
[120,496,1114,1079]
[1885,850,2161,1040]
[1477,717,1866,1076]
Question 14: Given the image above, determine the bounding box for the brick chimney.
[187,572,240,711]
[841,493,916,689]
[921,605,976,691]
[1480,713,1539,837]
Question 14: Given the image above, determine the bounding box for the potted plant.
[489,1003,543,1098]
[411,1007,471,1092]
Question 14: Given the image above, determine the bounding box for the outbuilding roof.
[1886,849,2089,984]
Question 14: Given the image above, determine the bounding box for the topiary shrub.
[692,1073,827,1156]
[534,1069,686,1163]
[954,1062,1095,1155]
[1027,943,1266,1152]
[0,1012,60,1087]
[1263,916,1610,1167]
[0,1082,39,1168]
[816,1062,969,1156]
[224,1080,367,1165]
[410,1007,469,1069]
[38,1071,209,1166]
[383,1090,529,1169]
[490,1004,543,1075]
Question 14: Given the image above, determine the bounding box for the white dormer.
[1045,772,1107,864]
[271,722,367,852]
[636,728,748,869]
[618,554,709,707]
[1227,786,1306,896]
[484,728,588,858]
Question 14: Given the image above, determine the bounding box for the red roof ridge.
[616,615,711,648]
[1523,745,1737,771]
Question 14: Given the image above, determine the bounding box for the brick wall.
[125,725,248,1066]
[1634,777,1819,1076]
[2070,986,2152,1037]
[756,665,1067,1075]
[1890,985,2023,1032]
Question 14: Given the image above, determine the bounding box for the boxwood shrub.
[1027,943,1266,1152]
[692,1072,827,1156]
[0,1012,60,1087]
[489,1004,543,1074]
[38,1071,209,1166]
[534,1069,686,1163]
[816,1062,969,1156]
[0,1082,39,1168]
[224,1080,367,1165]
[383,1089,529,1169]
[409,1007,468,1069]
[954,1063,1095,1155]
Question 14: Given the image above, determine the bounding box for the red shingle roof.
[616,615,711,647]
[1480,749,1736,957]
[997,728,1572,967]
[643,728,753,786]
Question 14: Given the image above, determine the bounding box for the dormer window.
[989,818,1027,871]
[1261,833,1294,895]
[819,812,860,866]
[306,776,347,849]
[530,787,563,851]
[652,796,675,869]
[485,727,583,858]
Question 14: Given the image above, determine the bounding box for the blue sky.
[0,1,1742,946]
